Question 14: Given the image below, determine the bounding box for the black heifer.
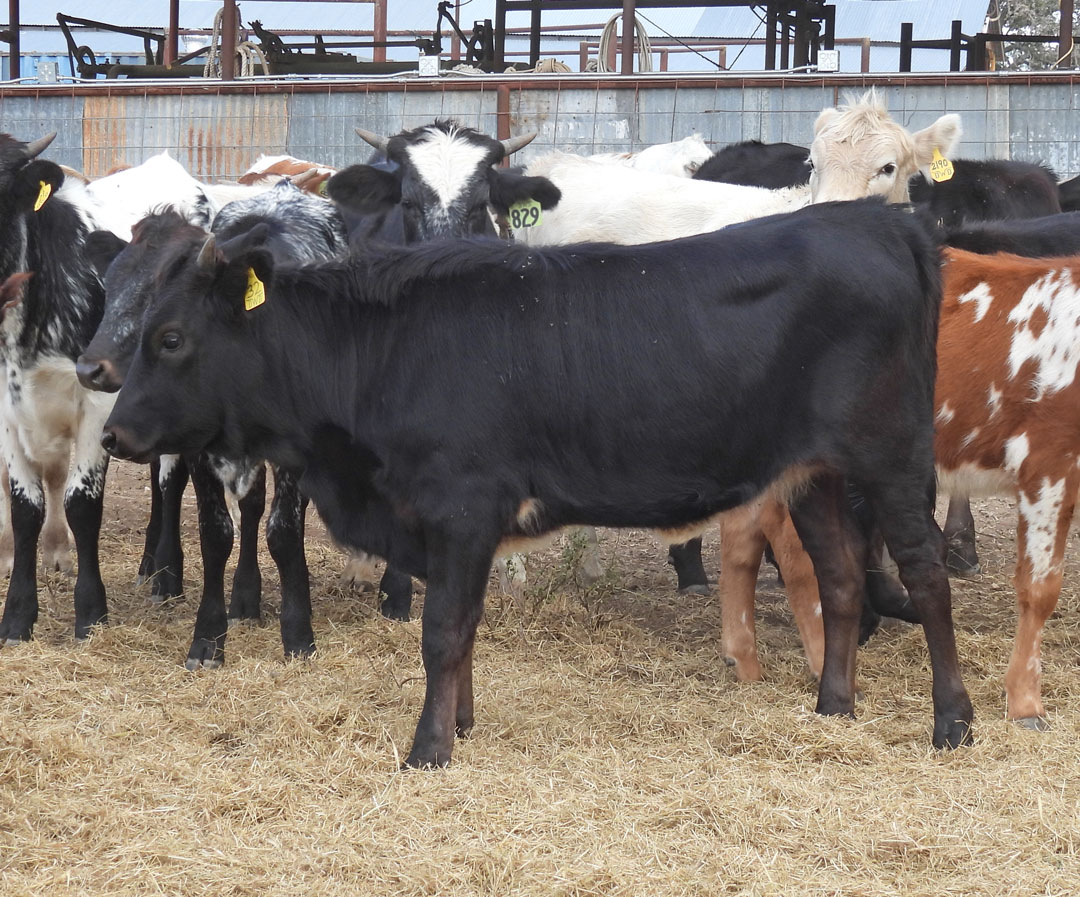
[943,211,1080,257]
[910,159,1061,229]
[1058,174,1080,212]
[103,199,973,765]
[693,139,810,187]
[326,120,559,244]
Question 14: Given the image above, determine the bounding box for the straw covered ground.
[1,463,1079,896]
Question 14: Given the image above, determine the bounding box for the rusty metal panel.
[83,91,288,178]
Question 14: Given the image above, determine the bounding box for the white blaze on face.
[1019,476,1067,581]
[403,127,490,214]
[1008,269,1080,396]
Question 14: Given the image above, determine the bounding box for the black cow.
[1058,173,1080,212]
[910,159,1061,229]
[693,140,810,188]
[102,199,973,765]
[326,120,560,244]
[942,211,1080,256]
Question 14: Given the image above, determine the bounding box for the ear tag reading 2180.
[243,268,266,311]
[33,181,52,212]
[929,147,954,183]
[508,198,542,228]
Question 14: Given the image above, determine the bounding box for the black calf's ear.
[326,165,401,213]
[487,170,562,214]
[14,160,64,214]
[84,231,129,279]
[219,250,275,315]
[217,222,273,260]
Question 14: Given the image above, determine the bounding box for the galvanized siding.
[1,78,1078,179]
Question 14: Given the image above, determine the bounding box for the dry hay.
[2,466,1080,896]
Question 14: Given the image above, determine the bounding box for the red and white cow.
[726,248,1080,728]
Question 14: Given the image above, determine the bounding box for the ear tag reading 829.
[929,147,954,183]
[33,181,52,212]
[508,198,542,229]
[243,268,266,311]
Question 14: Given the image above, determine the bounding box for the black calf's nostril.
[100,429,117,453]
[75,359,104,388]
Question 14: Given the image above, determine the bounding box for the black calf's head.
[327,120,560,242]
[77,211,203,392]
[102,229,271,463]
[0,133,63,263]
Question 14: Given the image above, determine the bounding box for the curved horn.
[500,132,537,157]
[354,127,391,154]
[25,132,57,159]
[196,234,218,271]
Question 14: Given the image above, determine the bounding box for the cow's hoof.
[379,596,411,622]
[41,554,75,577]
[185,638,224,670]
[722,655,736,667]
[283,639,315,660]
[933,717,974,749]
[1013,715,1050,732]
[2,635,29,647]
[946,543,980,578]
[678,583,711,596]
[579,555,605,586]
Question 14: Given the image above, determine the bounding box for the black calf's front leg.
[406,530,494,768]
[266,467,314,658]
[229,463,265,622]
[149,455,188,600]
[379,565,413,621]
[185,456,233,669]
[0,479,44,644]
[137,458,162,585]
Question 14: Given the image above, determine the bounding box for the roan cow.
[101,198,972,766]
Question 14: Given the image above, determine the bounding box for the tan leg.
[339,549,379,592]
[759,500,825,678]
[719,504,768,681]
[1003,469,1077,726]
[0,463,12,577]
[40,455,73,575]
[578,526,604,585]
[495,553,527,605]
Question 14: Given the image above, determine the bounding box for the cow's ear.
[813,107,841,136]
[217,249,275,318]
[216,222,272,260]
[325,165,401,213]
[84,231,128,279]
[912,113,962,168]
[14,160,64,214]
[487,170,561,213]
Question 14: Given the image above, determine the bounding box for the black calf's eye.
[161,332,183,352]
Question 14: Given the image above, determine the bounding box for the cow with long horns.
[326,120,560,243]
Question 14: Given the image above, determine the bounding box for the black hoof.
[185,637,225,670]
[74,616,107,641]
[380,596,411,621]
[283,640,316,660]
[933,716,974,749]
[151,569,184,602]
[946,542,981,578]
[0,620,33,644]
[678,583,711,596]
[1013,715,1050,732]
[402,751,452,770]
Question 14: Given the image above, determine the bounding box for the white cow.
[588,134,712,178]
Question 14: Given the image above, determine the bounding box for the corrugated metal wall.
[0,76,1078,179]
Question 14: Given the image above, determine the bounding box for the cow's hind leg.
[406,529,494,768]
[66,416,111,639]
[185,456,233,669]
[1003,467,1078,728]
[41,455,73,575]
[266,466,314,658]
[228,463,265,622]
[865,478,973,748]
[943,496,979,577]
[379,565,413,621]
[149,455,188,600]
[787,474,867,722]
[669,537,710,595]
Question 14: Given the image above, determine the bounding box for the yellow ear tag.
[929,147,954,183]
[508,197,542,229]
[243,268,266,311]
[33,180,52,212]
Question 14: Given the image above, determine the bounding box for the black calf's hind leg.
[406,530,494,768]
[266,467,314,658]
[943,496,979,577]
[868,481,973,749]
[185,456,233,669]
[379,566,413,621]
[229,464,265,622]
[668,537,710,594]
[150,456,188,600]
[0,478,44,644]
[788,474,867,721]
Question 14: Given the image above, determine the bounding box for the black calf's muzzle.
[75,356,122,393]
